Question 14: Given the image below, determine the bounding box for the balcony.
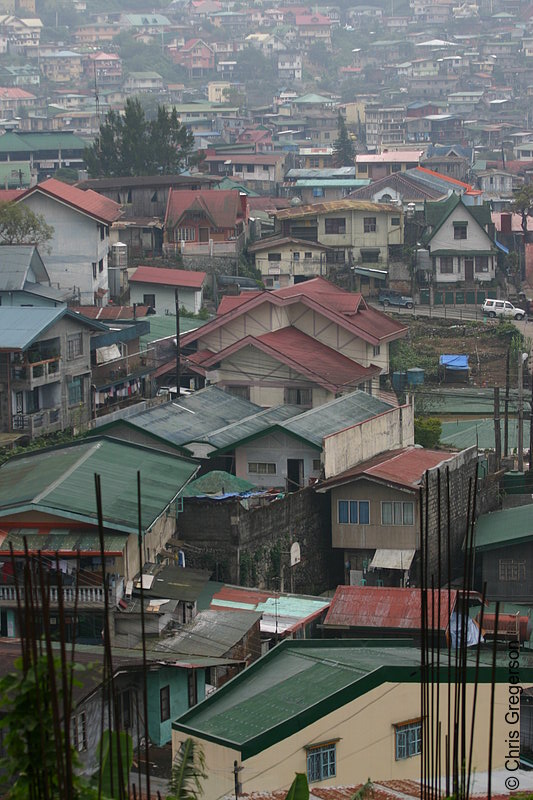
[92,347,155,388]
[0,583,122,606]
[163,230,246,258]
[12,407,62,436]
[11,356,61,389]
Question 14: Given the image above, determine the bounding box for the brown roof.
[19,178,122,224]
[165,188,246,230]
[273,199,399,220]
[129,266,206,289]
[71,305,151,320]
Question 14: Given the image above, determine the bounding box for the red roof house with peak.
[164,189,248,257]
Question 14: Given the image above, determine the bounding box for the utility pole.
[175,288,181,398]
[493,386,501,469]
[530,373,533,471]
[518,350,527,472]
[504,348,510,457]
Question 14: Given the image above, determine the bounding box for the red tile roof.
[217,292,263,314]
[0,87,36,99]
[129,266,206,289]
[319,447,458,490]
[0,189,24,202]
[323,586,458,631]
[19,178,122,223]
[165,188,246,230]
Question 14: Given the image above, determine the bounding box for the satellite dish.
[290,542,301,567]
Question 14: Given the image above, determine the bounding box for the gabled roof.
[0,437,199,533]
[348,171,444,202]
[247,235,330,253]
[423,193,494,247]
[474,504,533,551]
[0,244,49,290]
[323,587,458,631]
[0,306,107,351]
[317,446,459,492]
[272,198,399,221]
[165,189,245,230]
[191,327,380,393]
[182,278,407,348]
[129,266,206,289]
[18,178,122,224]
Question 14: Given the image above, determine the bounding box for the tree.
[85,99,194,178]
[333,112,355,167]
[0,202,54,250]
[414,417,442,449]
[511,184,533,242]
[167,738,207,800]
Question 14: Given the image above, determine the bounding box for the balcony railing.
[11,356,61,387]
[92,347,155,386]
[163,231,246,257]
[0,584,119,605]
[12,407,62,436]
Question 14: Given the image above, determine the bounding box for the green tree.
[85,99,194,177]
[0,202,54,249]
[167,738,207,800]
[333,112,355,167]
[511,184,533,242]
[414,417,442,448]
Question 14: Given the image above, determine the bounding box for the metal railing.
[11,356,61,386]
[12,407,62,435]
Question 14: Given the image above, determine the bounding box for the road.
[370,301,531,325]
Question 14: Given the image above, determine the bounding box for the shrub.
[414,417,442,449]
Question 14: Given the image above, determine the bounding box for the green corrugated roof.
[174,639,532,756]
[181,470,257,497]
[423,388,529,416]
[423,194,493,246]
[474,504,533,551]
[0,132,87,153]
[0,437,198,533]
[140,314,211,346]
[440,418,530,450]
[205,405,303,451]
[0,530,127,553]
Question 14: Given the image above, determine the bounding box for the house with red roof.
[0,86,37,115]
[17,178,122,306]
[128,266,206,315]
[316,445,477,588]
[170,38,214,77]
[179,277,407,408]
[163,189,249,257]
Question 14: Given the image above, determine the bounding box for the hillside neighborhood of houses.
[4,0,533,798]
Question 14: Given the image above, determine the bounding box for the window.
[325,218,346,234]
[246,164,254,173]
[313,187,324,197]
[312,459,321,471]
[99,224,105,241]
[338,500,369,524]
[373,345,381,357]
[248,462,276,474]
[358,163,368,173]
[381,501,415,526]
[68,376,83,406]
[72,712,87,752]
[67,333,83,360]
[268,252,282,262]
[98,258,104,274]
[160,685,170,722]
[151,191,158,202]
[306,743,336,782]
[177,227,195,242]
[285,387,312,406]
[293,251,300,261]
[475,256,489,273]
[395,721,422,760]
[92,262,97,280]
[226,385,250,400]
[391,217,400,226]
[305,252,313,259]
[325,249,345,264]
[188,670,198,708]
[454,223,467,240]
[440,256,454,274]
[265,277,274,288]
[361,249,380,263]
[143,294,156,308]
[499,559,526,582]
[364,217,376,233]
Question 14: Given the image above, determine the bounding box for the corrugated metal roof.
[273,199,399,220]
[0,245,49,290]
[0,437,198,533]
[129,266,206,289]
[474,505,533,551]
[140,565,212,602]
[0,529,126,554]
[204,405,303,451]
[152,608,261,658]
[0,306,106,350]
[323,587,457,631]
[441,418,530,450]
[181,470,257,497]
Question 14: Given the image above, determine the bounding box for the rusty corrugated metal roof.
[323,587,457,631]
[273,198,400,220]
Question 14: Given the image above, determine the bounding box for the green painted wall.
[147,667,206,746]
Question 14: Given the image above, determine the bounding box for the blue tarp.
[439,354,469,370]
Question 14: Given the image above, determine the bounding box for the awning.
[495,239,509,254]
[369,548,415,571]
[439,354,469,370]
[353,266,388,279]
[96,344,121,364]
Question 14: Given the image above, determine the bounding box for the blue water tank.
[392,371,407,391]
[407,367,425,386]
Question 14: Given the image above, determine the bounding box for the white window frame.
[248,462,277,475]
[381,501,415,526]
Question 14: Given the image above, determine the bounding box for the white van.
[481,299,526,320]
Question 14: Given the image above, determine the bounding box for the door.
[287,459,304,491]
[465,258,474,281]
[199,227,209,243]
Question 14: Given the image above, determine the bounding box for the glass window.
[160,685,170,722]
[395,721,422,760]
[305,252,313,259]
[349,500,358,523]
[475,256,489,273]
[358,163,368,173]
[98,258,104,273]
[268,253,282,262]
[313,187,324,197]
[403,502,414,525]
[307,743,336,783]
[226,385,250,400]
[248,462,277,475]
[363,217,376,233]
[454,224,467,240]
[143,294,155,307]
[338,500,349,524]
[312,459,321,471]
[72,712,87,752]
[440,256,454,274]
[325,218,346,234]
[67,333,83,360]
[499,559,526,581]
[382,502,393,525]
[373,345,381,357]
[293,252,300,261]
[381,501,414,525]
[391,217,400,226]
[177,227,195,241]
[285,387,312,406]
[359,501,370,525]
[68,376,83,406]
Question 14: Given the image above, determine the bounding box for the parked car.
[378,289,414,309]
[481,299,526,320]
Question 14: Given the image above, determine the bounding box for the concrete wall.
[429,203,495,283]
[172,680,519,800]
[148,665,206,746]
[235,430,321,489]
[177,486,336,593]
[481,540,533,602]
[129,281,201,314]
[323,404,414,479]
[21,193,109,305]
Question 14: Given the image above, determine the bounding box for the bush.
[414,417,442,449]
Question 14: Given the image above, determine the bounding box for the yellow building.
[173,639,531,800]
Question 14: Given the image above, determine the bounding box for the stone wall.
[176,487,340,594]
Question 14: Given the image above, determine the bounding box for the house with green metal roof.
[474,503,533,602]
[421,192,499,286]
[172,638,533,799]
